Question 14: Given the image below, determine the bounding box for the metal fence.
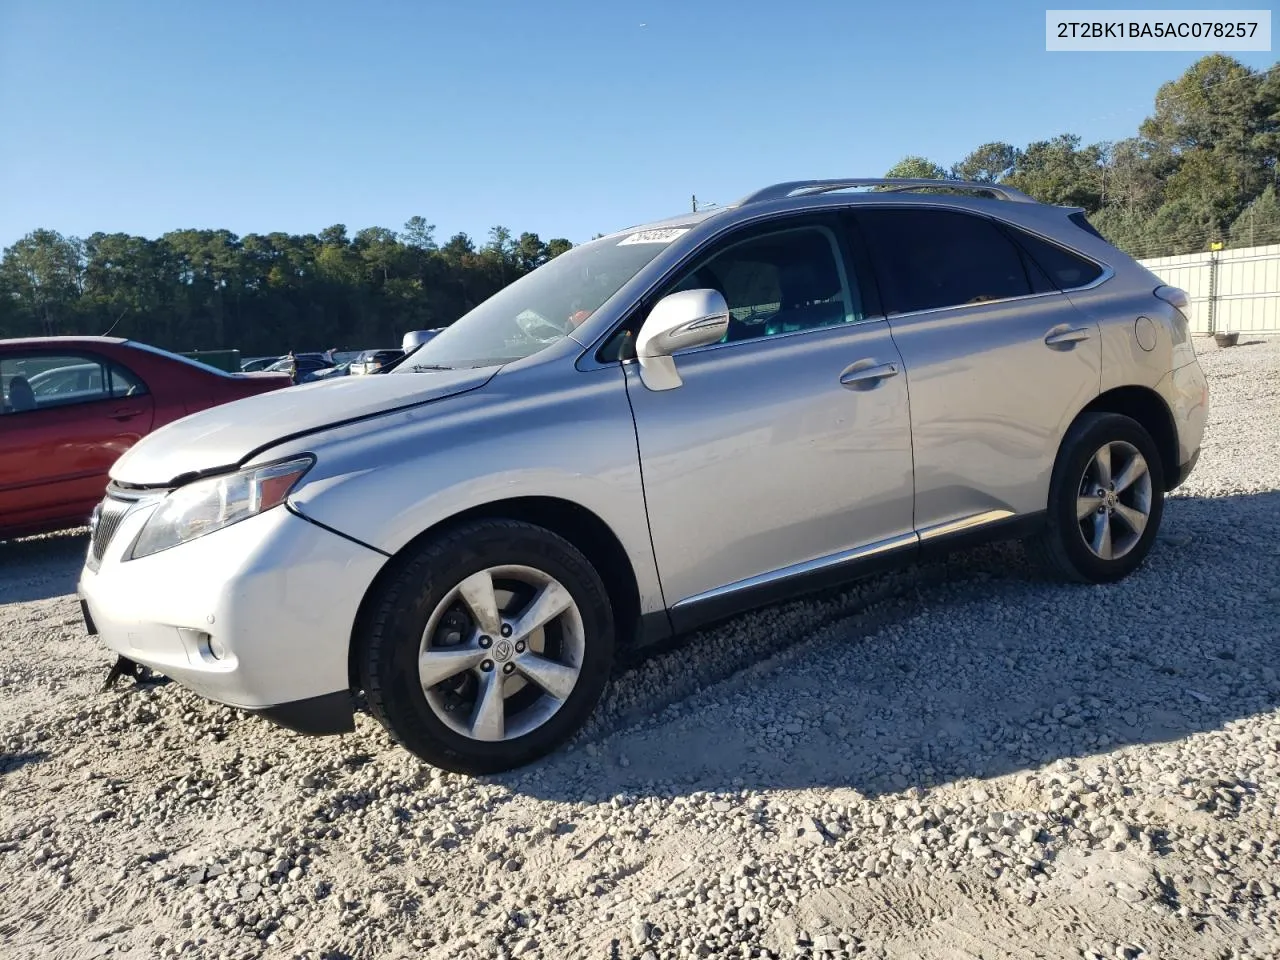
[1138,243,1280,335]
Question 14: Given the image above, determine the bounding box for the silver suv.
[78,178,1208,773]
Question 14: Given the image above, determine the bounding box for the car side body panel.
[623,320,915,608]
[268,356,667,623]
[884,293,1101,527]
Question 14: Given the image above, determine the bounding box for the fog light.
[206,635,230,661]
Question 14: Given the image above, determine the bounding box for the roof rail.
[737,178,1038,206]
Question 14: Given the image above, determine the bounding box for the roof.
[0,335,129,348]
[605,178,1053,239]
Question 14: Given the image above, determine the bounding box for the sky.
[1,0,1275,250]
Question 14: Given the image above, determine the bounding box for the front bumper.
[78,503,387,735]
[1171,447,1201,490]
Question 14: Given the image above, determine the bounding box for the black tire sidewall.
[1050,413,1165,583]
[362,521,614,774]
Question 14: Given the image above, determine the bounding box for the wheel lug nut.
[479,636,491,648]
[500,624,513,638]
[502,663,515,675]
[515,641,525,653]
[480,660,493,672]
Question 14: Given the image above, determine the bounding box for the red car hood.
[110,367,496,486]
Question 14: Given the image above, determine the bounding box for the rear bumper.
[1156,359,1208,490]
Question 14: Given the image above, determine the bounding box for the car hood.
[110,367,497,485]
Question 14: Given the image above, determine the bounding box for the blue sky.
[1,0,1274,250]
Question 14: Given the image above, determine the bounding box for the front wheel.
[358,519,614,774]
[1027,412,1165,584]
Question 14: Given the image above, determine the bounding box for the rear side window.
[1005,228,1104,291]
[855,208,1032,314]
[109,362,149,398]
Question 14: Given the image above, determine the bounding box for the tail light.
[1154,285,1189,311]
[1156,285,1196,355]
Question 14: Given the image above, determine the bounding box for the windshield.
[392,228,689,372]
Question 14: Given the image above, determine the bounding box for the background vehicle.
[402,329,444,353]
[78,178,1207,775]
[1,337,291,539]
[240,356,282,372]
[349,349,403,375]
[266,355,334,383]
[310,361,353,380]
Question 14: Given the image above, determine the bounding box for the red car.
[0,337,291,539]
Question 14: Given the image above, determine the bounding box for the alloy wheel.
[417,565,585,742]
[1075,440,1153,561]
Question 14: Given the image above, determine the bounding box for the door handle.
[839,361,900,389]
[109,408,139,421]
[1044,326,1091,347]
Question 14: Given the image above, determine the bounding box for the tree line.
[2,55,1276,353]
[883,55,1280,260]
[0,219,571,352]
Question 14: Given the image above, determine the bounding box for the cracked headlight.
[129,457,314,559]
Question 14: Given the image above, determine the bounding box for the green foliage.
[882,56,1279,259]
[1005,134,1105,210]
[5,55,1276,348]
[1229,186,1280,247]
[0,220,575,352]
[951,143,1021,183]
[883,156,949,180]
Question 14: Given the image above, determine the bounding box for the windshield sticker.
[618,228,690,245]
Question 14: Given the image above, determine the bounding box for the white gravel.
[2,336,1278,960]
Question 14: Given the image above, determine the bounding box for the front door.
[623,214,915,622]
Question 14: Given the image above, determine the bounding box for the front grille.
[90,497,133,563]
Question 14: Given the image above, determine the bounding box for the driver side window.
[599,219,865,363]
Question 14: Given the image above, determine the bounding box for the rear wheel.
[1027,412,1165,584]
[358,519,614,774]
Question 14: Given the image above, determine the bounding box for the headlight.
[129,456,314,560]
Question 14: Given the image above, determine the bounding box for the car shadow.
[498,489,1280,801]
[0,751,49,776]
[0,529,88,604]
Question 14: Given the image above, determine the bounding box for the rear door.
[0,351,155,529]
[849,205,1102,538]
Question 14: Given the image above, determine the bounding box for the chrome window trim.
[854,206,1116,320]
[879,264,1117,323]
[573,201,884,371]
[573,197,1115,371]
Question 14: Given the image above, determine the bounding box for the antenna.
[99,307,128,338]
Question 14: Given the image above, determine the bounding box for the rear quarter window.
[1006,228,1104,291]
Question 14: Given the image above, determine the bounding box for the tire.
[1026,412,1165,584]
[358,518,614,774]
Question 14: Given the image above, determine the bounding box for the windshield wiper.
[408,363,454,372]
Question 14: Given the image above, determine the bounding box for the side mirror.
[634,289,730,391]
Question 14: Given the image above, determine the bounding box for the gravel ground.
[2,336,1278,960]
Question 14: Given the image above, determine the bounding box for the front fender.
[265,363,666,617]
